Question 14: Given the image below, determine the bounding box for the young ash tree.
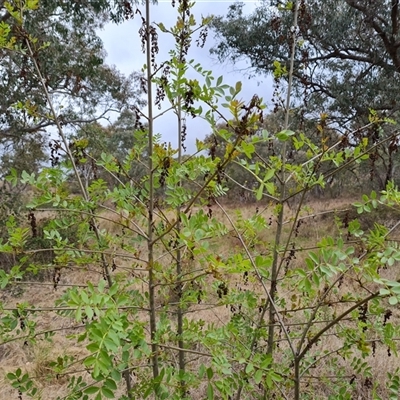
[2,1,400,400]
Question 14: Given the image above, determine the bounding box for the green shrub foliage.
[2,1,400,399]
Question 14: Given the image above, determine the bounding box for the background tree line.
[212,0,400,190]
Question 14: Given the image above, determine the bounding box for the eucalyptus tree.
[0,0,147,172]
[0,0,149,233]
[211,0,400,187]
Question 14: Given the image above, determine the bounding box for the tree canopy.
[211,0,400,126]
[0,0,147,176]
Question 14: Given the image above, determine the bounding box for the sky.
[98,0,274,152]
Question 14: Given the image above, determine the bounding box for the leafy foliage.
[2,1,400,400]
[212,1,400,121]
[0,0,146,169]
[211,0,400,188]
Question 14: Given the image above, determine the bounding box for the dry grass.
[1,197,400,399]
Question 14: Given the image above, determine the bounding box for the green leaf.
[308,252,319,265]
[261,129,270,140]
[264,168,275,182]
[276,129,295,141]
[266,373,273,389]
[98,279,106,293]
[198,364,206,379]
[194,229,205,241]
[26,0,39,10]
[20,373,29,383]
[303,278,311,292]
[254,369,263,384]
[0,273,9,289]
[285,1,293,10]
[108,330,120,347]
[84,386,99,394]
[389,296,398,305]
[157,22,167,32]
[256,184,264,201]
[75,307,82,322]
[255,255,272,269]
[108,283,118,297]
[6,373,16,380]
[104,338,119,352]
[312,272,320,286]
[241,141,255,158]
[235,81,242,93]
[87,343,99,353]
[85,306,94,320]
[80,290,89,303]
[260,354,272,369]
[390,286,400,295]
[270,371,283,382]
[6,168,18,186]
[207,382,214,400]
[245,363,254,374]
[104,378,117,391]
[110,369,121,382]
[265,182,275,195]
